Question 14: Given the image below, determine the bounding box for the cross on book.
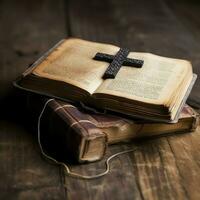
[93,48,144,79]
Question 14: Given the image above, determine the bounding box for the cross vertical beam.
[93,48,144,79]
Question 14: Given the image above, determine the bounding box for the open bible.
[15,38,197,122]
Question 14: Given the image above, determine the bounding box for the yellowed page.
[94,53,191,105]
[169,69,193,120]
[32,38,119,94]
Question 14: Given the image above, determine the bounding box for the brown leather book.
[28,96,199,163]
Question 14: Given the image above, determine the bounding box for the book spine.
[191,111,199,131]
[48,100,107,163]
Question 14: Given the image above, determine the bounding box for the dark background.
[0,0,200,199]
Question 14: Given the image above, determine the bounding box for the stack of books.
[14,38,199,163]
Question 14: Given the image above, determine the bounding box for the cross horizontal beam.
[94,52,144,67]
[93,48,144,79]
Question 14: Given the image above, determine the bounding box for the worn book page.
[32,39,119,94]
[94,53,191,105]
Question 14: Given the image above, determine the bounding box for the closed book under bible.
[15,38,197,122]
[29,97,199,163]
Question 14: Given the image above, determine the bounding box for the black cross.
[93,48,144,79]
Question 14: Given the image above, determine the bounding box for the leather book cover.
[27,95,199,163]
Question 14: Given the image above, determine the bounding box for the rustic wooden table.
[1,0,200,199]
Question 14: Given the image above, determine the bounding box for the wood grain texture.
[165,0,200,108]
[0,0,67,118]
[1,0,200,199]
[64,128,200,200]
[63,0,200,199]
[0,0,66,199]
[0,121,66,200]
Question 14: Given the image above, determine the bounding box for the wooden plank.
[0,121,66,199]
[0,0,67,199]
[166,0,200,42]
[0,0,67,118]
[165,0,200,108]
[64,0,200,199]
